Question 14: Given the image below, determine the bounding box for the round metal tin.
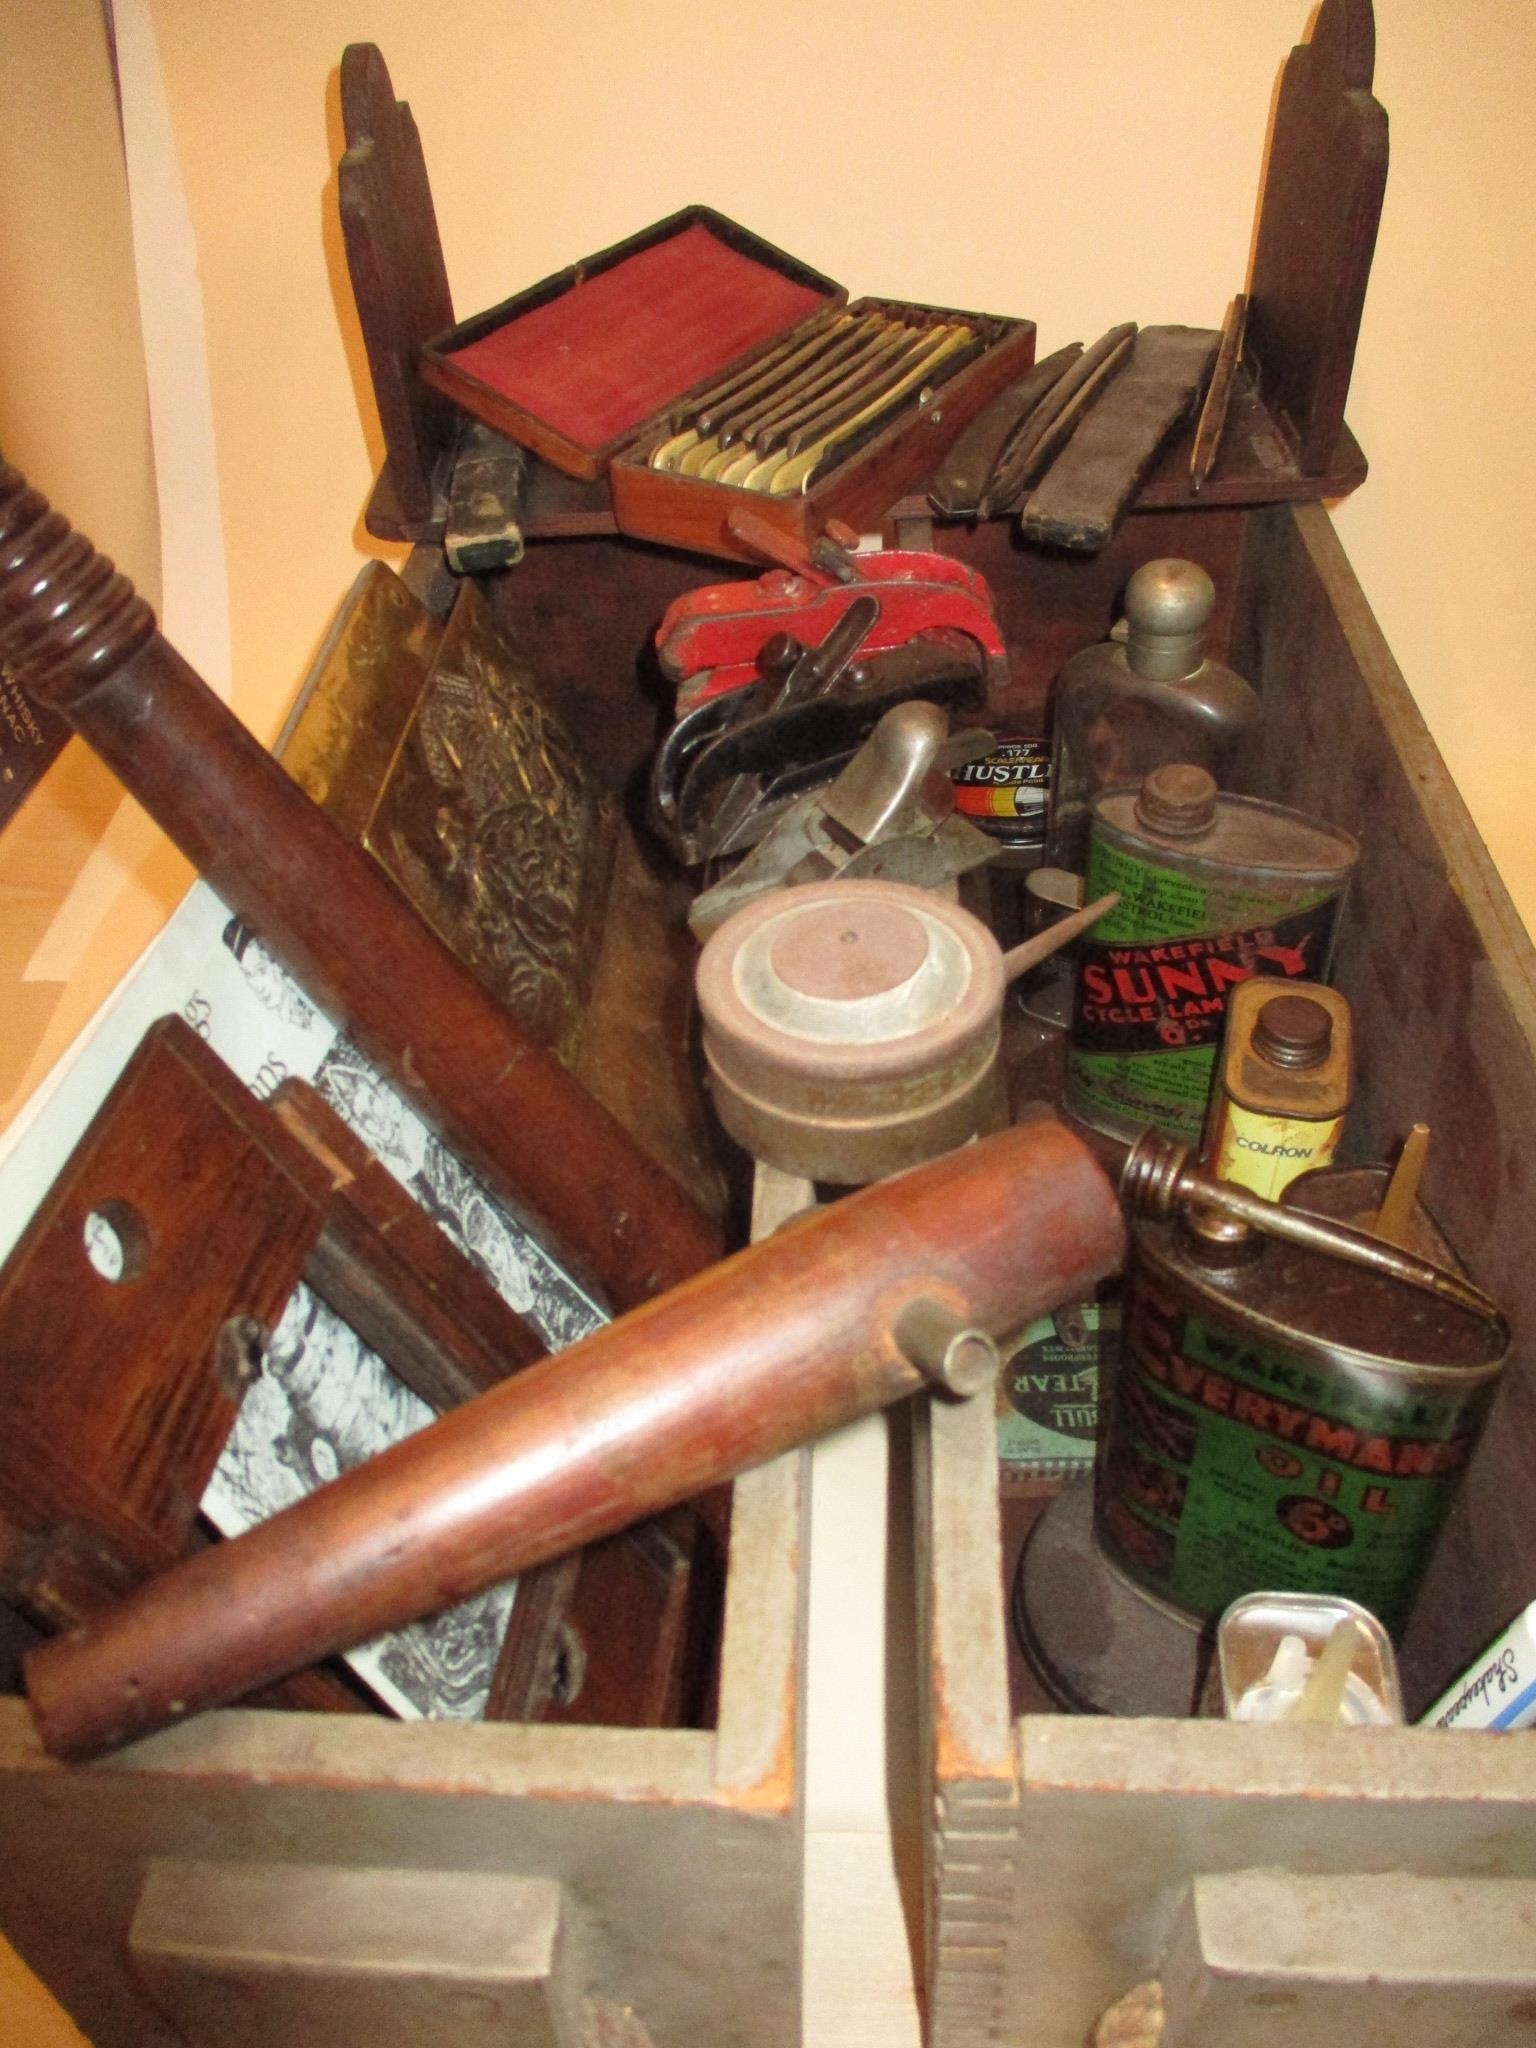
[696,879,1004,1182]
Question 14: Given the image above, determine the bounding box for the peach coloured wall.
[0,0,177,1130]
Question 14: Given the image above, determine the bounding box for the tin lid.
[1133,762,1218,837]
[1220,979,1353,1118]
[1253,994,1332,1069]
[696,878,1003,1087]
[1095,779,1360,881]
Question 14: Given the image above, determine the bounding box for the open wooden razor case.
[418,206,1037,564]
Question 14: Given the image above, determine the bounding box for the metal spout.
[1120,1129,1502,1327]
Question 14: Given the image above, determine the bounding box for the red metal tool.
[657,511,1011,714]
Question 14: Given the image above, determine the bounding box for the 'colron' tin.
[1203,980,1352,1198]
[1066,763,1358,1143]
[1098,1165,1509,1638]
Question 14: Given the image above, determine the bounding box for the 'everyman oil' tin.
[1066,764,1359,1143]
[1097,1161,1509,1638]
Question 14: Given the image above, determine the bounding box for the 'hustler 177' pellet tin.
[1097,1177,1509,1639]
[1066,763,1359,1143]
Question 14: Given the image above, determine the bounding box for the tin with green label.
[1066,762,1359,1143]
[995,1298,1119,1485]
[1097,1159,1510,1638]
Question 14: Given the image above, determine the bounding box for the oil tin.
[1097,1181,1509,1637]
[1066,763,1359,1142]
[1203,980,1352,1198]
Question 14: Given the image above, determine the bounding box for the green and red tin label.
[1066,833,1344,1139]
[1096,1262,1492,1635]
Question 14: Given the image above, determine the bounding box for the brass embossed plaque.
[364,581,615,1059]
[279,563,444,841]
[280,564,718,1213]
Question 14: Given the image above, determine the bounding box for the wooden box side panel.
[1238,501,1536,1701]
[915,1388,1019,2048]
[0,1701,798,2048]
[1004,1717,1536,2048]
[714,1448,809,1806]
[0,1454,805,2045]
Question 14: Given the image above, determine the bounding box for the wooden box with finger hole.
[0,543,809,2048]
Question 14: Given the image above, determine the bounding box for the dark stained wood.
[929,506,1250,736]
[337,45,459,536]
[0,1018,328,1571]
[1188,293,1249,495]
[272,1079,548,1408]
[489,1508,720,1728]
[0,1017,726,1732]
[1244,0,1388,474]
[928,345,1084,518]
[979,324,1137,519]
[477,532,753,795]
[1232,502,1536,1709]
[344,2,1386,551]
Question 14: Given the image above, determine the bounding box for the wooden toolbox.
[912,498,1536,2048]
[6,493,1532,2048]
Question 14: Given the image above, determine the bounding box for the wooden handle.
[24,1118,1123,1759]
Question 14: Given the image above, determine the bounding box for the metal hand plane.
[655,541,1010,715]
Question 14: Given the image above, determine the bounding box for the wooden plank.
[0,1692,799,2048]
[1244,0,1388,472]
[130,1865,572,2048]
[1242,502,1536,1703]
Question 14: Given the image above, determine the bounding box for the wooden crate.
[916,500,1536,2046]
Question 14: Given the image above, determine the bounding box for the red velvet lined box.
[420,209,842,482]
[421,206,1037,563]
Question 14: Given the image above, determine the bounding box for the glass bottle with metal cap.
[1044,557,1261,880]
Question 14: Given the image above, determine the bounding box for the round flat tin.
[696,879,1004,1183]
